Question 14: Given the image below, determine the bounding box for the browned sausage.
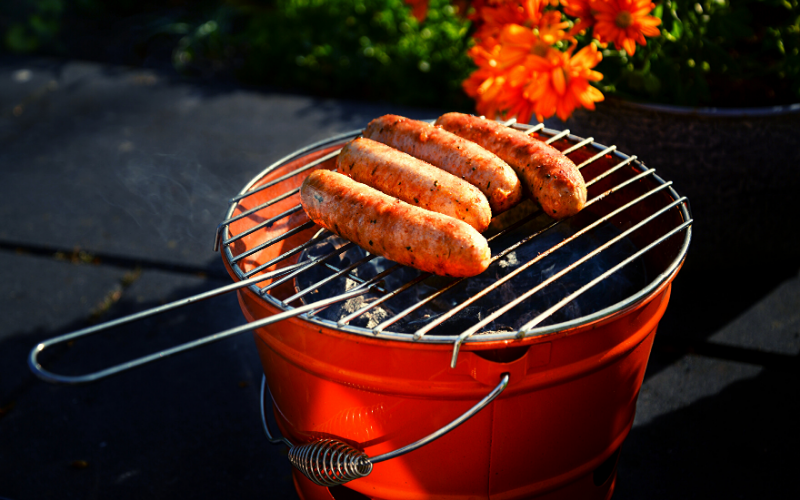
[300,170,491,277]
[363,114,522,215]
[435,112,587,219]
[337,137,492,233]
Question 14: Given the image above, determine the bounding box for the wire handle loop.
[260,372,510,487]
[28,268,373,385]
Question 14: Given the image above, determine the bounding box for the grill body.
[237,281,669,500]
[221,129,689,499]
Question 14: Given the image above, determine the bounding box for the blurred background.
[0,0,477,110]
[3,0,798,111]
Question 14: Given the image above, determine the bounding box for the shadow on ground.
[0,273,297,499]
[616,353,800,499]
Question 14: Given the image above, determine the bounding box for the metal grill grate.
[217,121,692,367]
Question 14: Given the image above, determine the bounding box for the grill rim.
[221,123,692,345]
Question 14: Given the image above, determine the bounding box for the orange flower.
[560,0,596,34]
[494,83,539,124]
[591,0,661,55]
[561,0,592,19]
[463,68,510,119]
[537,9,571,45]
[495,24,547,68]
[473,0,530,44]
[465,4,608,123]
[404,0,429,21]
[492,20,571,68]
[473,0,558,43]
[467,0,495,22]
[520,43,605,122]
[467,42,503,69]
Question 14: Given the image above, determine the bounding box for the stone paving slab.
[0,56,439,500]
[0,58,437,270]
[1,258,296,499]
[2,251,129,342]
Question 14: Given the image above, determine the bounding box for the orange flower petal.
[590,0,660,53]
[525,54,552,72]
[638,16,662,27]
[552,67,567,95]
[507,65,532,87]
[639,24,661,37]
[499,24,537,46]
[622,36,636,55]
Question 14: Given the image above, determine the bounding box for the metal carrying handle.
[260,372,510,487]
[28,264,377,385]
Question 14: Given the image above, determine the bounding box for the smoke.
[99,148,232,247]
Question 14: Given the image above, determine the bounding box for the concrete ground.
[1,56,798,499]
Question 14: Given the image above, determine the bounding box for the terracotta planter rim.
[600,97,800,118]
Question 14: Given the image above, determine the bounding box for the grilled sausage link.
[337,137,492,233]
[363,114,522,215]
[435,112,587,219]
[300,170,491,277]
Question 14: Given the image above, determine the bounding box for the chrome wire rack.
[217,120,692,368]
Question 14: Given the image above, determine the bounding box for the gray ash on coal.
[294,213,648,337]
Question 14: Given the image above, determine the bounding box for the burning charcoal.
[294,196,649,336]
[330,295,391,329]
[475,325,517,336]
[429,306,485,336]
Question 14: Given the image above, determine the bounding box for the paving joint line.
[0,240,229,281]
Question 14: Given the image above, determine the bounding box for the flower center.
[532,41,549,57]
[615,11,632,28]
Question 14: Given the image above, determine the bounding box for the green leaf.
[643,72,661,94]
[671,17,683,39]
[5,24,39,53]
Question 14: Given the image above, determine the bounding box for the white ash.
[333,295,391,329]
[498,251,519,268]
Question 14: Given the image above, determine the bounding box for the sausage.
[363,114,522,215]
[300,170,491,277]
[337,137,492,233]
[435,112,587,219]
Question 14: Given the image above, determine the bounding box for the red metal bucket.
[221,127,690,500]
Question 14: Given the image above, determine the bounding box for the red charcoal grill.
[30,120,692,500]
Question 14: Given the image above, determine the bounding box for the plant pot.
[546,98,800,268]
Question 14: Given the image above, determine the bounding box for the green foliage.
[3,0,798,108]
[2,0,64,53]
[174,0,474,109]
[595,0,800,107]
